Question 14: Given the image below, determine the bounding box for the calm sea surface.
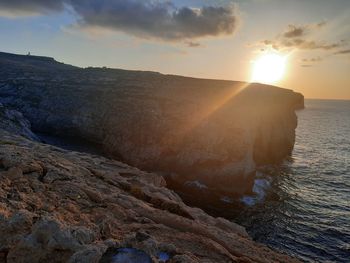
[236,99,350,262]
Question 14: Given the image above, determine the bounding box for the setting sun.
[0,1,350,262]
[252,53,287,84]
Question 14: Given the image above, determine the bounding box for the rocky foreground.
[0,120,299,262]
[0,52,303,262]
[0,52,304,195]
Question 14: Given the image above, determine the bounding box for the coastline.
[0,51,304,262]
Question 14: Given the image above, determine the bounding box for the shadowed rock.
[0,51,304,195]
[0,103,38,141]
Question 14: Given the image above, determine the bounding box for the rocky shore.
[0,114,299,262]
[0,52,304,262]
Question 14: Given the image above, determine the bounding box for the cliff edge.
[0,105,299,262]
[0,51,304,196]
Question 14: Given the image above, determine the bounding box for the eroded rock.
[0,130,300,262]
[0,103,38,141]
[0,52,304,195]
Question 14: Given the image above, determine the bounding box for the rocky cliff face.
[0,52,304,196]
[0,106,300,262]
[0,103,38,141]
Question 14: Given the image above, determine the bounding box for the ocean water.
[237,99,350,262]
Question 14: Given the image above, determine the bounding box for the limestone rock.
[0,130,300,262]
[0,103,38,141]
[0,52,304,195]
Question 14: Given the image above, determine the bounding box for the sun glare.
[252,53,287,84]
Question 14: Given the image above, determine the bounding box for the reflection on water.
[235,99,350,262]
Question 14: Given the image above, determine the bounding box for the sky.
[0,0,349,99]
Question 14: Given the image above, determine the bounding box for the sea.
[237,99,350,262]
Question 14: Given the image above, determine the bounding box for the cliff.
[0,103,38,141]
[0,107,300,262]
[0,51,304,196]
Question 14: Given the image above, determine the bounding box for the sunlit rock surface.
[0,51,304,195]
[0,128,300,262]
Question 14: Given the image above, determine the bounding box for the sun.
[252,53,287,84]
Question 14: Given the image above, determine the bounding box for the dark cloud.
[334,49,350,55]
[69,0,239,41]
[0,0,64,15]
[283,25,305,38]
[0,0,239,42]
[282,22,326,39]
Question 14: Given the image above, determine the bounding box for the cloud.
[300,56,322,67]
[282,22,326,39]
[279,39,342,51]
[261,22,347,52]
[0,0,64,16]
[0,0,239,43]
[283,25,305,38]
[69,0,239,42]
[185,41,202,47]
[302,57,322,63]
[334,49,350,55]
